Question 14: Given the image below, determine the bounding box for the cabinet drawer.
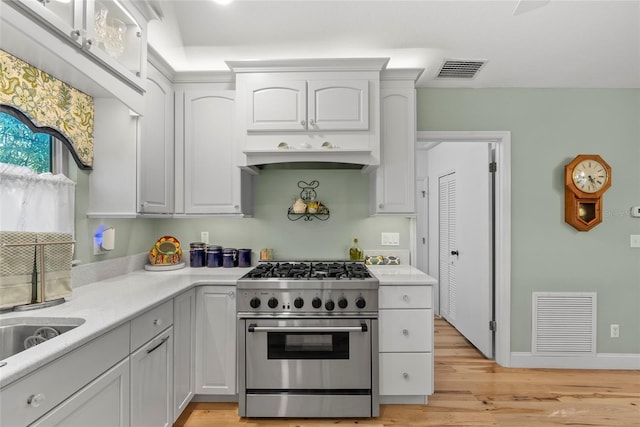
[0,323,130,427]
[379,309,433,352]
[379,352,433,396]
[131,300,174,351]
[379,285,433,309]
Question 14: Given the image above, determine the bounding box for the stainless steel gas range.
[236,261,379,418]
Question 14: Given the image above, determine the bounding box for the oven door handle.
[247,323,368,333]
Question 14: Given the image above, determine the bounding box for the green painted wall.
[417,88,640,353]
[154,169,411,262]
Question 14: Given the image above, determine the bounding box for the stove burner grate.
[242,261,372,280]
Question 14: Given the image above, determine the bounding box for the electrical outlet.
[381,232,400,246]
[201,231,209,244]
[610,324,620,338]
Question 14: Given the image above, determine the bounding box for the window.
[0,112,52,173]
[0,111,67,175]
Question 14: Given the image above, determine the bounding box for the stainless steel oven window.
[268,332,349,359]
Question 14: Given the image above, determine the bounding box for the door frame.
[415,131,511,367]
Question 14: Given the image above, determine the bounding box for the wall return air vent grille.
[532,292,596,356]
[437,60,486,79]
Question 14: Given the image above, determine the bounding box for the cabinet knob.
[70,29,81,39]
[402,294,410,303]
[379,204,384,209]
[85,39,93,47]
[153,318,162,326]
[228,291,235,298]
[300,120,306,126]
[402,329,409,336]
[27,393,45,407]
[310,119,316,126]
[402,372,409,379]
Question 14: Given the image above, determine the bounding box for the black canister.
[222,248,237,268]
[190,242,206,267]
[238,249,251,267]
[206,245,222,268]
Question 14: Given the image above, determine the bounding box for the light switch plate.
[630,235,640,248]
[381,232,400,246]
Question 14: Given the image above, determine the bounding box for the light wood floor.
[175,317,640,426]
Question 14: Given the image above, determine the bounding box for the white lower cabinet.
[378,285,434,402]
[31,358,130,427]
[130,327,174,427]
[129,300,174,427]
[195,286,236,395]
[0,324,130,427]
[173,289,196,421]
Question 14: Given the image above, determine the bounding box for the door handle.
[248,323,368,333]
[146,335,169,354]
[451,250,459,256]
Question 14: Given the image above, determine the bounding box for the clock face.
[572,159,608,193]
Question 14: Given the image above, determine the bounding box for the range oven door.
[244,318,373,390]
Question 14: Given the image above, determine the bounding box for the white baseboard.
[510,352,640,370]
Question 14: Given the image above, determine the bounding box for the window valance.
[0,49,94,169]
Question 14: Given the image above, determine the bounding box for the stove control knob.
[338,297,348,309]
[312,297,322,309]
[355,297,366,309]
[325,299,335,311]
[294,297,304,309]
[268,297,279,309]
[249,297,261,309]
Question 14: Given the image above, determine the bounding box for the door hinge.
[489,320,497,332]
[422,237,426,244]
[489,161,497,173]
[421,190,426,198]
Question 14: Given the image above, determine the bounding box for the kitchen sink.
[0,317,85,361]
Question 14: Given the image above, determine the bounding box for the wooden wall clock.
[564,154,611,231]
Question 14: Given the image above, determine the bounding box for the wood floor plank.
[174,317,640,426]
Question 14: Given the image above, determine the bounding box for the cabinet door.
[195,286,236,395]
[379,309,433,352]
[246,80,307,130]
[173,289,196,421]
[379,353,433,396]
[138,64,174,214]
[82,0,147,90]
[130,327,174,427]
[31,358,130,427]
[308,80,369,130]
[13,0,84,46]
[183,91,242,214]
[371,88,416,214]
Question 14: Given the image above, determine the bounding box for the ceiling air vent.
[437,60,486,79]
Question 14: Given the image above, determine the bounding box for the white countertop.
[0,264,435,388]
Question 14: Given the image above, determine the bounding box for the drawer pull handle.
[146,336,170,354]
[402,295,410,303]
[402,329,409,336]
[153,318,162,326]
[27,393,45,407]
[402,372,409,379]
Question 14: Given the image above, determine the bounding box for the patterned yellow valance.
[0,49,94,169]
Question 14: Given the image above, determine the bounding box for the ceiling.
[146,0,640,88]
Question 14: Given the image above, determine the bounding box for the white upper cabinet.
[11,0,151,92]
[370,69,422,215]
[138,63,174,214]
[308,80,369,130]
[177,89,253,216]
[246,79,368,131]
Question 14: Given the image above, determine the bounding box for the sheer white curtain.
[0,163,75,234]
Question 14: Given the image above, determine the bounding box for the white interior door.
[429,142,494,358]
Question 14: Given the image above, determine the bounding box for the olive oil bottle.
[349,238,364,261]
